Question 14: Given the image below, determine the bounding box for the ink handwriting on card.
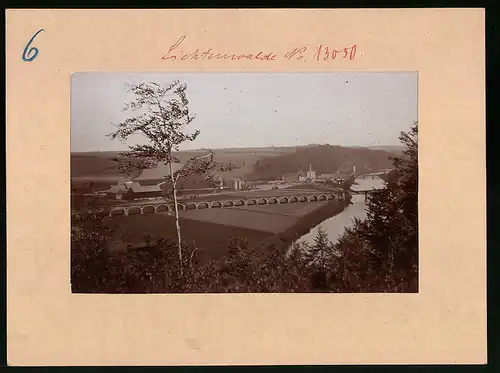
[283,46,308,61]
[22,28,45,62]
[162,35,276,62]
[313,44,357,61]
[162,36,357,63]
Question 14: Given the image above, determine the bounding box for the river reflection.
[299,176,386,245]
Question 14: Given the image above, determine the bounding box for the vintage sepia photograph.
[71,72,418,294]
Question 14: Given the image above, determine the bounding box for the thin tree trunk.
[169,161,183,276]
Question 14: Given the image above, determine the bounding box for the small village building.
[103,181,163,200]
[306,164,316,180]
[232,177,244,190]
[126,182,163,200]
[103,182,129,200]
[283,165,317,183]
[102,159,233,200]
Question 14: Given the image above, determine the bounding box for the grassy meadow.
[105,199,334,262]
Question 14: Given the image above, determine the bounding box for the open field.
[231,201,329,217]
[106,214,273,262]
[177,208,300,233]
[105,199,331,254]
[103,199,348,263]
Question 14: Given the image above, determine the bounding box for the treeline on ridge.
[248,145,395,180]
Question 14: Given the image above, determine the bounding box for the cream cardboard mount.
[6,9,486,366]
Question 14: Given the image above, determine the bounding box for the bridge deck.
[107,191,347,217]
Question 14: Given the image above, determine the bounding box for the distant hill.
[71,152,124,179]
[366,145,405,154]
[247,145,395,181]
[70,147,296,181]
[349,145,405,154]
[71,144,399,183]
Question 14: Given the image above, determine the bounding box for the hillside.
[366,145,405,154]
[71,147,297,182]
[71,152,123,178]
[247,145,395,180]
[71,145,397,184]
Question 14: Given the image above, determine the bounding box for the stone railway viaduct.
[108,192,352,217]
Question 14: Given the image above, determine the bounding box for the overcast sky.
[71,72,417,152]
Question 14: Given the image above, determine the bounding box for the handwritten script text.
[162,36,357,63]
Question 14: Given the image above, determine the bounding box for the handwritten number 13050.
[314,44,357,61]
[22,28,45,62]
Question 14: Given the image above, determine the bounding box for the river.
[298,176,386,245]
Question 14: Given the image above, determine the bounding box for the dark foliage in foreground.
[71,123,418,293]
[331,122,419,292]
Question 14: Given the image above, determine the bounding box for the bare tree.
[108,80,237,276]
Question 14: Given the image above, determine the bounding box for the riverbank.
[255,195,351,256]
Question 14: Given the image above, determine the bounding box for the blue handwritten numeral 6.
[22,28,45,62]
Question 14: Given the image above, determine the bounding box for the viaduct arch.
[107,192,348,216]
